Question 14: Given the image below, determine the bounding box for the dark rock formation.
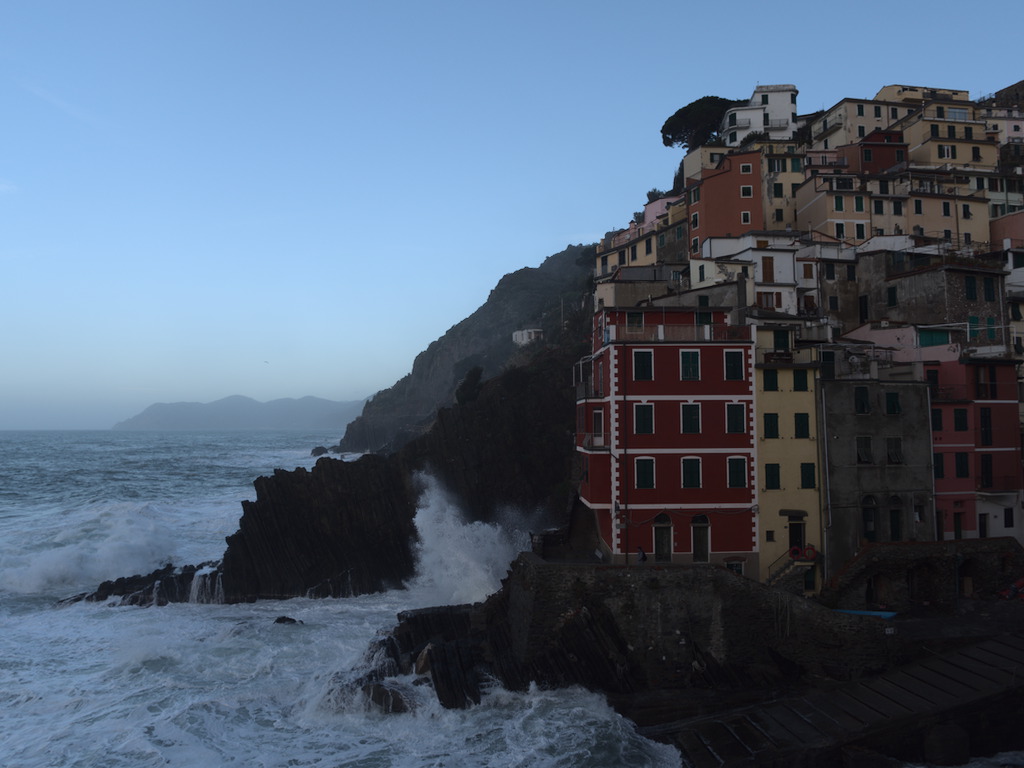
[338,244,594,453]
[77,340,584,605]
[73,562,218,607]
[363,554,899,723]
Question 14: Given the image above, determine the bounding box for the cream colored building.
[754,326,823,591]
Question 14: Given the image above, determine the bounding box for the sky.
[1,1,1019,429]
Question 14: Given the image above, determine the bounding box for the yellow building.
[754,326,823,591]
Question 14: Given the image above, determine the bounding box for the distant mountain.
[112,395,366,432]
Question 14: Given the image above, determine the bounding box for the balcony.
[765,119,790,131]
[756,347,817,366]
[604,323,754,344]
[578,433,609,451]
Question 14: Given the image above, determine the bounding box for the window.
[765,463,781,490]
[857,436,873,464]
[891,106,898,119]
[954,408,968,431]
[740,185,753,198]
[763,413,779,438]
[980,453,993,488]
[773,182,784,198]
[847,264,856,280]
[680,350,700,380]
[681,457,701,488]
[829,295,839,310]
[728,457,747,488]
[855,386,871,414]
[972,146,982,162]
[726,403,745,434]
[955,452,970,478]
[931,408,943,431]
[633,350,653,381]
[618,250,626,266]
[896,149,905,163]
[724,351,744,380]
[794,413,810,438]
[886,437,904,464]
[931,124,940,138]
[691,212,699,229]
[835,222,845,239]
[874,106,881,118]
[858,125,866,138]
[939,144,957,160]
[760,94,768,105]
[965,275,977,299]
[741,211,751,225]
[980,407,992,446]
[681,404,701,434]
[690,187,701,204]
[934,453,944,478]
[645,237,653,255]
[793,369,808,391]
[969,315,980,339]
[636,458,655,489]
[635,403,654,435]
[863,148,873,162]
[802,264,813,279]
[763,369,778,391]
[740,163,752,174]
[856,223,866,240]
[873,199,884,215]
[1005,508,1015,528]
[691,237,699,254]
[892,200,903,216]
[863,496,878,542]
[914,199,923,215]
[885,392,901,415]
[855,196,864,212]
[857,104,865,117]
[943,201,952,217]
[825,262,836,280]
[887,286,897,307]
[835,195,844,212]
[984,277,995,301]
[800,463,816,489]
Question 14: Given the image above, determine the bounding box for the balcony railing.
[756,347,817,365]
[578,433,609,450]
[605,323,754,343]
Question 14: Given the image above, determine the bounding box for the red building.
[575,305,757,570]
[686,150,766,256]
[928,358,1023,538]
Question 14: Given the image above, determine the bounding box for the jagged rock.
[361,682,412,714]
[273,616,301,624]
[310,445,329,457]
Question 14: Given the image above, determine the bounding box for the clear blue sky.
[0,1,1017,429]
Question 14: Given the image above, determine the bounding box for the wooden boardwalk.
[640,634,1024,767]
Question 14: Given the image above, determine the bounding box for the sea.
[1,431,1020,768]
[0,430,680,768]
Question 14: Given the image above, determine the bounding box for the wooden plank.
[786,697,849,740]
[761,703,831,745]
[958,644,1024,673]
[884,669,962,707]
[693,721,752,765]
[899,664,978,698]
[675,730,723,768]
[987,634,1024,655]
[926,657,1002,693]
[722,716,777,754]
[805,690,874,728]
[747,708,803,748]
[843,682,915,719]
[828,688,893,725]
[868,676,938,712]
[939,649,1015,685]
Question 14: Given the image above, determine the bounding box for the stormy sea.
[1,431,1020,767]
[0,430,678,768]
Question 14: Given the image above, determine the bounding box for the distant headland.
[111,395,365,432]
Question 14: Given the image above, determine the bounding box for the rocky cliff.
[338,243,594,453]
[81,338,585,605]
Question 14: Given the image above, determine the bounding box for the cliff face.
[338,244,594,453]
[215,345,582,602]
[81,337,584,605]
